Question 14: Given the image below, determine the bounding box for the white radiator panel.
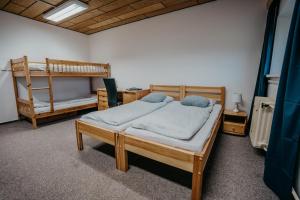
[250,97,275,150]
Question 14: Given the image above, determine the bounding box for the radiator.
[250,97,275,151]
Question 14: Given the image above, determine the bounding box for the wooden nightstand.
[97,88,150,110]
[122,90,150,104]
[223,110,247,136]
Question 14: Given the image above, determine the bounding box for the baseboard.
[293,188,299,200]
[0,119,19,125]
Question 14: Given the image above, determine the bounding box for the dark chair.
[103,78,121,108]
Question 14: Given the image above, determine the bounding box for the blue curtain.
[253,0,280,97]
[264,0,300,199]
[249,0,280,123]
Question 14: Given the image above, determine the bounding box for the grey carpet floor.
[0,118,278,200]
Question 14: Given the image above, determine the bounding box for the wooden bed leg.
[75,121,83,151]
[118,134,128,172]
[192,155,203,200]
[32,118,37,129]
[114,134,120,169]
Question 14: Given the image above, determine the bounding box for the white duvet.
[132,101,213,140]
[81,100,168,126]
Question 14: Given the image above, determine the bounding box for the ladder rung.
[32,87,50,90]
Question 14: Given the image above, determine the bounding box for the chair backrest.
[103,78,118,107]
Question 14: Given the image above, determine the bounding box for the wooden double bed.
[75,85,225,199]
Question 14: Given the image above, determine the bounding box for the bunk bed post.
[192,155,204,200]
[10,59,21,119]
[23,56,37,128]
[46,58,54,113]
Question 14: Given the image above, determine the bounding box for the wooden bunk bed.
[10,56,110,128]
[117,85,225,200]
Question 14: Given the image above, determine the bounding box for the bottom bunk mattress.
[124,104,222,152]
[34,96,97,114]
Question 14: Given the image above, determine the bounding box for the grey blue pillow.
[181,95,209,107]
[141,92,167,103]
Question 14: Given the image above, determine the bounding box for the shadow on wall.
[0,61,18,123]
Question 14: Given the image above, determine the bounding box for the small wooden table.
[223,110,247,136]
[97,88,150,110]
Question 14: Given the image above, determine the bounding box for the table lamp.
[232,93,242,112]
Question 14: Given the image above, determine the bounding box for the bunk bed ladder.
[23,56,37,128]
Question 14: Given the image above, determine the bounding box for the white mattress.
[28,63,47,71]
[124,104,222,152]
[34,96,97,114]
[28,63,105,73]
[79,100,170,132]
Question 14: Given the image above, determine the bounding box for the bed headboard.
[150,85,183,100]
[149,84,225,107]
[184,86,225,107]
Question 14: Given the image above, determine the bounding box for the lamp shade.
[232,93,242,104]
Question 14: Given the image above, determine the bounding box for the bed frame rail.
[17,98,33,118]
[118,134,195,172]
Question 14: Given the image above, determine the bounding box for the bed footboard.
[75,120,120,169]
[17,98,33,118]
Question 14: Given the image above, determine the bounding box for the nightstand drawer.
[223,122,245,134]
[98,97,107,102]
[98,101,108,110]
[98,92,107,97]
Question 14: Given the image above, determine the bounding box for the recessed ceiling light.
[43,0,88,23]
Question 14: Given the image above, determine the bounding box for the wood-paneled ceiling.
[0,0,214,35]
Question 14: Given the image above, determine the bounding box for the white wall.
[89,0,267,113]
[0,0,268,122]
[0,11,90,123]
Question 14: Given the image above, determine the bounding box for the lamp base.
[233,104,239,113]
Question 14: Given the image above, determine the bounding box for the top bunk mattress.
[124,103,222,152]
[34,96,97,114]
[28,63,105,73]
[28,63,47,71]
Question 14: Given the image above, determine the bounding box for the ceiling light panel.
[43,0,88,23]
